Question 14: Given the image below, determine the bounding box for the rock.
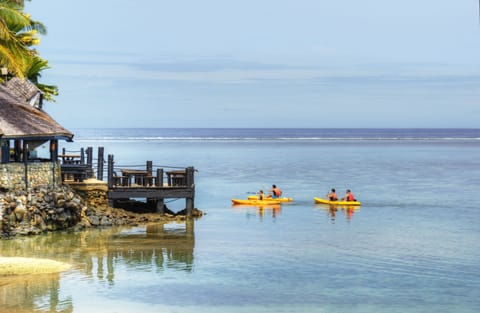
[89,215,100,226]
[14,200,26,222]
[0,183,204,238]
[34,214,47,231]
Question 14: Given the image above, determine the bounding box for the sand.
[0,257,71,276]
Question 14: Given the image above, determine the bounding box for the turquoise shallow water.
[1,129,479,313]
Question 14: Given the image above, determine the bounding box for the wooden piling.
[185,166,195,217]
[156,199,165,214]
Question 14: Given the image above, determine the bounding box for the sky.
[25,0,480,128]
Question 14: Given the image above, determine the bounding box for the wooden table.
[121,169,151,186]
[166,170,186,186]
[59,154,81,164]
[60,164,89,182]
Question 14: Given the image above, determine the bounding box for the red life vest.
[273,188,282,197]
[346,192,355,201]
[329,192,338,200]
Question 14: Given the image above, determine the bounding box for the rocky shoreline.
[0,184,202,239]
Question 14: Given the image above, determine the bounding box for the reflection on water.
[314,204,360,223]
[0,220,195,313]
[0,273,73,313]
[231,205,282,220]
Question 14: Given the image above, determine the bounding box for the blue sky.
[25,0,480,128]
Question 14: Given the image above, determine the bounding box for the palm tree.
[25,55,58,101]
[0,0,58,100]
[0,0,32,78]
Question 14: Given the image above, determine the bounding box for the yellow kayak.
[313,197,361,206]
[247,195,293,202]
[232,199,282,205]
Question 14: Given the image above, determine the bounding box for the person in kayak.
[326,188,338,201]
[257,190,265,200]
[341,189,356,202]
[269,185,283,198]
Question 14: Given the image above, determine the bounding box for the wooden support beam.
[49,139,58,162]
[108,187,194,199]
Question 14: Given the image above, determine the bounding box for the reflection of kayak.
[232,199,281,205]
[247,195,293,202]
[313,197,361,206]
[316,204,360,211]
[232,204,281,210]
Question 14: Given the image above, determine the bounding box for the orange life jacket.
[346,192,355,201]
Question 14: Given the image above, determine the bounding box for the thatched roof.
[5,77,43,109]
[0,81,73,141]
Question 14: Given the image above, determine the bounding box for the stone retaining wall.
[0,162,61,190]
[0,185,85,237]
[0,162,83,237]
[66,179,109,208]
[0,163,199,238]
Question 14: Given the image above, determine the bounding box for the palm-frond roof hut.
[0,78,72,163]
[0,78,72,141]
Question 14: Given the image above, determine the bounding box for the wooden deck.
[59,147,196,217]
[59,147,95,182]
[107,155,196,216]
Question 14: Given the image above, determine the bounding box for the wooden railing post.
[107,154,114,189]
[186,166,195,186]
[97,147,104,180]
[86,147,94,178]
[86,147,93,166]
[156,168,163,187]
[146,161,152,175]
[80,148,85,164]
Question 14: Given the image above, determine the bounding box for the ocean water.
[1,128,479,313]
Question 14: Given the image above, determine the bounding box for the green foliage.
[0,0,57,102]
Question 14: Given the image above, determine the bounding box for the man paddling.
[341,189,356,202]
[269,185,283,198]
[326,188,338,201]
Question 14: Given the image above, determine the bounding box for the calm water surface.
[1,129,479,313]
